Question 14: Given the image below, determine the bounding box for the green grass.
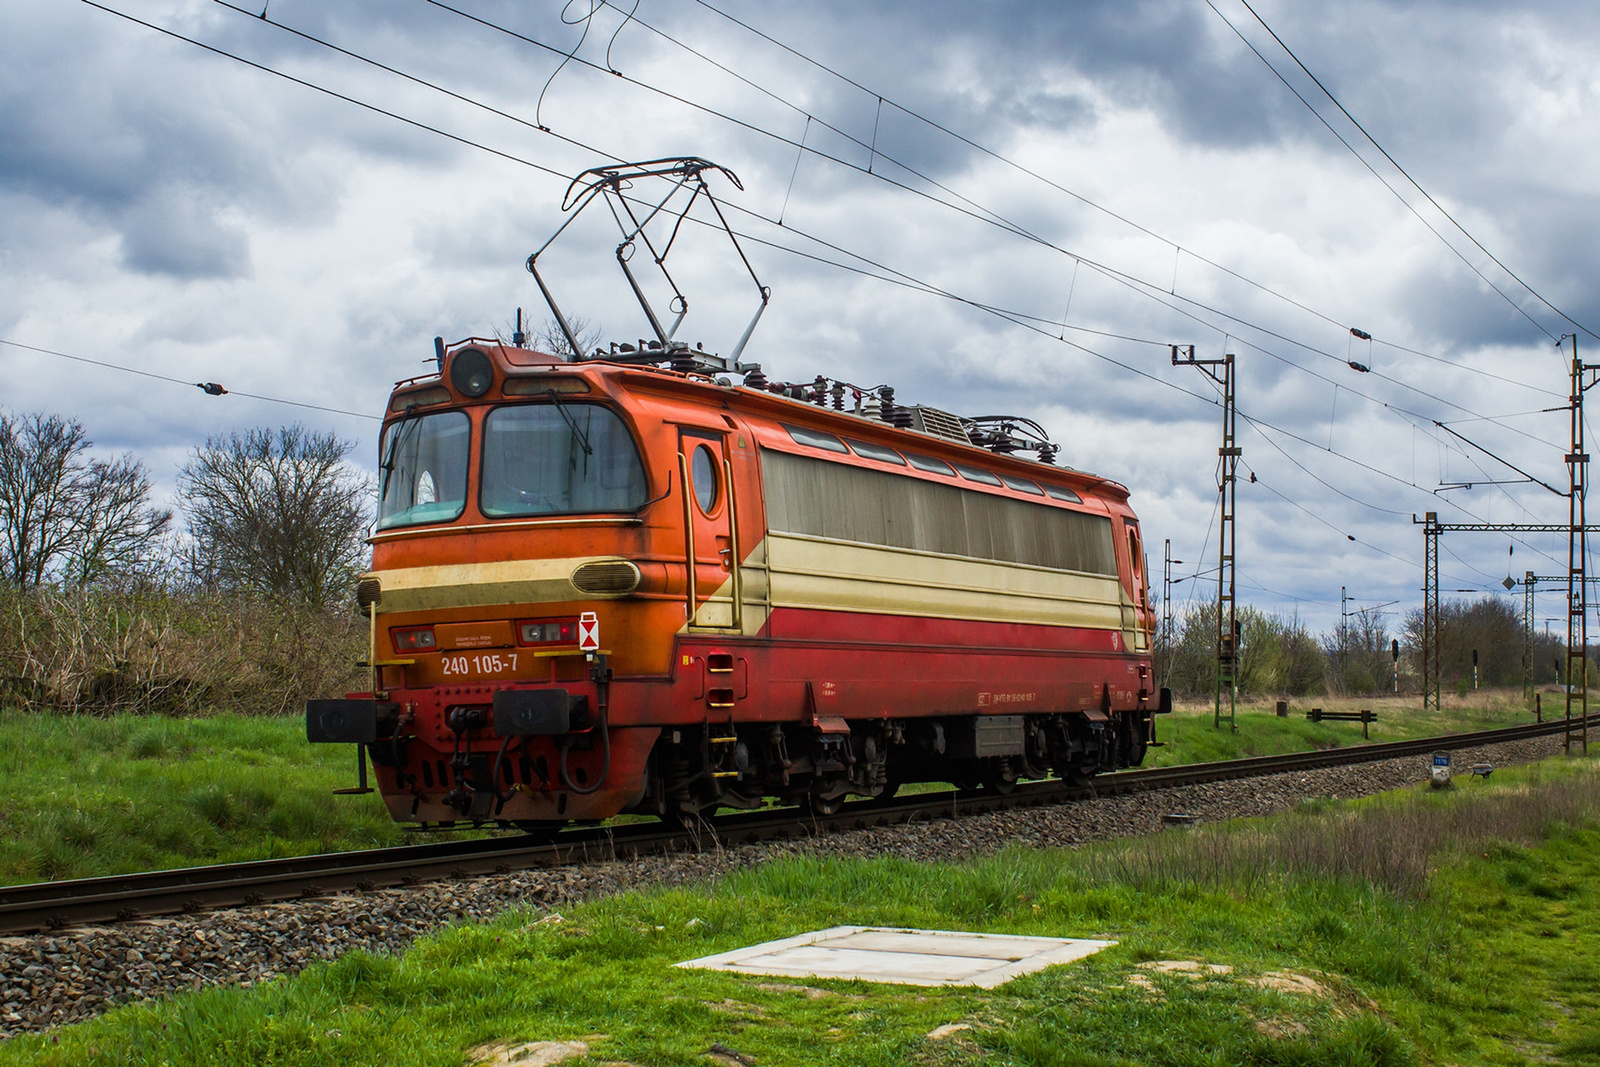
[1149,688,1539,766]
[0,691,1551,887]
[0,712,415,885]
[5,755,1597,1066]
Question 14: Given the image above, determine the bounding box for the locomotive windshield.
[481,402,647,516]
[376,410,470,529]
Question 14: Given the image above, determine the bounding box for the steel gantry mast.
[1173,346,1238,730]
[1415,519,1600,730]
[1420,513,1441,710]
[1519,571,1600,702]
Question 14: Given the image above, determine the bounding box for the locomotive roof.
[388,342,1132,506]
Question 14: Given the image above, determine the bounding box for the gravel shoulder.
[0,734,1566,1038]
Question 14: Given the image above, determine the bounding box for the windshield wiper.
[378,416,422,502]
[546,389,593,457]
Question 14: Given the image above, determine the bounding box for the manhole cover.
[676,925,1115,988]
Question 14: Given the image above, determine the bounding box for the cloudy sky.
[3,0,1598,635]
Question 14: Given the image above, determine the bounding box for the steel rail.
[0,714,1585,934]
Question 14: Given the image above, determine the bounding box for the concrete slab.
[676,926,1115,989]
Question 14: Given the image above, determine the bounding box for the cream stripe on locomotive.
[764,533,1128,630]
[364,556,626,613]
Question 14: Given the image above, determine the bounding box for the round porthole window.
[691,444,719,514]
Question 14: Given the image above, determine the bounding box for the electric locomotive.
[306,158,1167,827]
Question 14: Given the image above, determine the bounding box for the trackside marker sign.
[579,611,600,652]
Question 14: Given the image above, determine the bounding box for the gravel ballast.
[0,734,1571,1037]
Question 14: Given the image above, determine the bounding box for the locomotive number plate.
[439,652,520,678]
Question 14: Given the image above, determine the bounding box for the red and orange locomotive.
[306,159,1165,827]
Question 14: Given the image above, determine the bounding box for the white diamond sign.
[578,611,600,651]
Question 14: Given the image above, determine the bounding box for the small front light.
[392,626,437,652]
[517,619,579,646]
[449,348,494,397]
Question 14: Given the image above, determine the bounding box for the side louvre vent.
[909,405,972,443]
[570,559,642,596]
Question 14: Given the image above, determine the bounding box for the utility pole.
[1565,336,1594,756]
[1524,569,1537,701]
[1173,345,1238,731]
[1339,585,1349,690]
[1162,539,1180,689]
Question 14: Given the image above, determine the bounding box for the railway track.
[1,716,1585,935]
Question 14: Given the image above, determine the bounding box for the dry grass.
[1087,763,1600,898]
[0,585,365,716]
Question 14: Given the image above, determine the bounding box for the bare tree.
[531,315,603,358]
[0,412,171,589]
[178,426,371,609]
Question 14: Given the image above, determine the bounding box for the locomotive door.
[679,429,741,630]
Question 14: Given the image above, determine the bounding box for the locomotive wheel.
[870,781,901,804]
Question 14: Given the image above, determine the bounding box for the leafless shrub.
[178,426,371,610]
[530,315,602,358]
[1084,769,1600,899]
[0,585,365,716]
[0,411,171,589]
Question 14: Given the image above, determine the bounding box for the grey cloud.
[118,186,252,279]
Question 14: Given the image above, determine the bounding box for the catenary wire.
[83,0,1568,575]
[0,338,380,421]
[1200,0,1560,343]
[676,0,1568,391]
[1228,0,1597,343]
[416,0,1567,434]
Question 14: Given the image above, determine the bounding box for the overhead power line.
[401,0,1570,470]
[675,0,1567,389]
[0,337,379,420]
[81,0,1567,566]
[1203,0,1586,344]
[1228,0,1597,343]
[419,0,1564,426]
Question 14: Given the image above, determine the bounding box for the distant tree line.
[1156,593,1564,699]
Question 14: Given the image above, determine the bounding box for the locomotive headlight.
[392,625,437,652]
[449,347,494,397]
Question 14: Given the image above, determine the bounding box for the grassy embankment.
[1149,686,1542,766]
[0,690,1550,886]
[0,714,411,885]
[3,753,1597,1065]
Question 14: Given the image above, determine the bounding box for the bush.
[0,585,364,716]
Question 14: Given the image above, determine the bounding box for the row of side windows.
[761,448,1119,576]
[781,423,1082,503]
